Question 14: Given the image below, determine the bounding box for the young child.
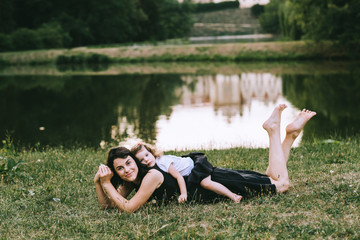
[131,143,242,204]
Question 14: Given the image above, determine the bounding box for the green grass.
[0,136,359,239]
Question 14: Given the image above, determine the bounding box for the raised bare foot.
[286,109,317,139]
[262,104,287,133]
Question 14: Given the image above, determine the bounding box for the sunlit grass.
[0,136,359,239]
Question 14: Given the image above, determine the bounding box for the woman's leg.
[263,106,316,192]
[262,104,288,184]
[282,109,317,163]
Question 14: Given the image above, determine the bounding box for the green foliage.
[11,28,42,51]
[251,4,265,18]
[36,23,71,49]
[278,0,302,40]
[259,0,302,38]
[0,0,194,50]
[0,157,23,182]
[138,0,194,41]
[0,0,15,34]
[56,13,94,46]
[259,0,281,34]
[290,0,360,44]
[259,0,360,45]
[0,33,13,52]
[86,0,141,44]
[55,53,112,71]
[55,53,111,65]
[0,135,23,182]
[0,23,71,51]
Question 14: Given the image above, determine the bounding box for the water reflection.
[0,62,359,150]
[152,73,297,150]
[156,100,301,150]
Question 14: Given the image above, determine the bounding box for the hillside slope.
[190,8,262,37]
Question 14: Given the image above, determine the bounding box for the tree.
[11,28,42,50]
[260,0,360,45]
[290,0,360,44]
[138,0,194,41]
[0,0,15,34]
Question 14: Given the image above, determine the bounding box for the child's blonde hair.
[130,142,163,159]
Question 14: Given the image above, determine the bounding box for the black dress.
[150,165,181,204]
[184,152,277,202]
[150,153,276,204]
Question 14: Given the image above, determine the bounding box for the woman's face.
[135,146,156,168]
[113,156,139,182]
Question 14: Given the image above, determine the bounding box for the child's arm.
[167,163,187,203]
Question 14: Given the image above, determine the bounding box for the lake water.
[0,61,359,150]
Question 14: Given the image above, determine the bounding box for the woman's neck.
[133,178,141,185]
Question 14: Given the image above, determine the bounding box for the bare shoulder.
[143,169,164,186]
[146,168,163,179]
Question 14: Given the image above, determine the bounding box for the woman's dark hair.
[106,146,149,188]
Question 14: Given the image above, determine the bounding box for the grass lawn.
[0,136,359,239]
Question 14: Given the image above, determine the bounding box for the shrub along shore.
[0,136,359,239]
[0,40,359,66]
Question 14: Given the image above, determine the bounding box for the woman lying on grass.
[94,104,316,213]
[131,142,243,204]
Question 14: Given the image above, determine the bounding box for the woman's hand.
[94,170,101,184]
[98,164,113,184]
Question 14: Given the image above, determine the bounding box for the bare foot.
[262,104,287,133]
[232,194,243,203]
[286,109,317,139]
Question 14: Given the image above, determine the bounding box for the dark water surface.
[1,61,359,150]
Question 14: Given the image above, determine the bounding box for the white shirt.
[156,155,194,176]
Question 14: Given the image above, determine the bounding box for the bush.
[56,53,112,65]
[251,4,265,18]
[36,23,71,49]
[85,53,111,64]
[11,28,42,51]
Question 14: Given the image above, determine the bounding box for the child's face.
[135,146,156,168]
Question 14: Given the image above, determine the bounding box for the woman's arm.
[167,163,187,203]
[94,165,135,209]
[100,167,163,213]
[94,167,113,209]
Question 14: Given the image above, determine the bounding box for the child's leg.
[200,176,242,203]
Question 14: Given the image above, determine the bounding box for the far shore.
[0,40,358,66]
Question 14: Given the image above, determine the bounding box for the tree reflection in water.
[0,66,359,150]
[283,71,360,141]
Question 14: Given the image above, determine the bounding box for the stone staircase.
[190,8,263,37]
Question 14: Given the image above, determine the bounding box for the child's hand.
[233,194,243,203]
[178,194,187,203]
